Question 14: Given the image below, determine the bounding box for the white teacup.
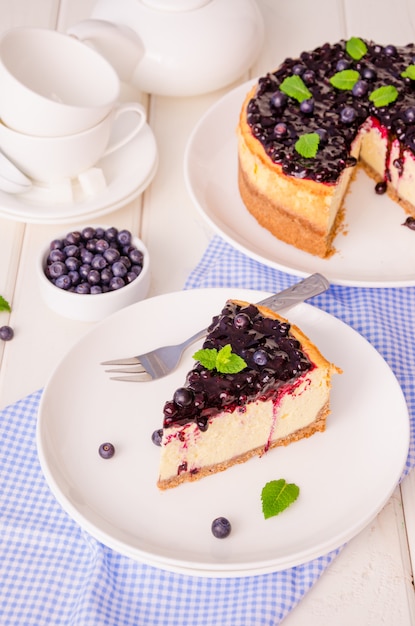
[0,102,146,184]
[0,27,121,137]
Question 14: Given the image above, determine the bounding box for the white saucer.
[0,120,158,224]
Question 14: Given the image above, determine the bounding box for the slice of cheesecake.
[157,299,341,490]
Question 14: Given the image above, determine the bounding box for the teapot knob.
[67,19,144,82]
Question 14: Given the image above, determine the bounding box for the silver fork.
[102,273,330,382]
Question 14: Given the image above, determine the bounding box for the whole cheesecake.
[237,37,415,257]
[157,299,341,490]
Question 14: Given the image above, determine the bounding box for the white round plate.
[37,288,409,577]
[184,81,415,287]
[0,118,158,224]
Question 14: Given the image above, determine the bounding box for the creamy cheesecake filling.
[158,365,330,484]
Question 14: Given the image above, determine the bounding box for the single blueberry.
[300,98,314,114]
[211,517,231,539]
[112,261,128,278]
[174,387,194,407]
[340,106,357,124]
[151,429,163,446]
[48,261,67,279]
[352,80,368,98]
[270,91,287,109]
[55,274,72,290]
[0,325,14,341]
[99,442,115,459]
[117,229,132,246]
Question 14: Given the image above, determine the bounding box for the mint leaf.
[369,85,398,107]
[329,69,360,90]
[280,75,312,103]
[0,296,11,312]
[193,344,247,374]
[401,65,415,80]
[261,479,300,519]
[346,37,367,60]
[216,344,247,374]
[193,347,218,370]
[295,132,319,158]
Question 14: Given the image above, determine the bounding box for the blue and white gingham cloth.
[1,234,414,626]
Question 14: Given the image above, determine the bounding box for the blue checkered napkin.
[0,388,339,626]
[2,233,413,626]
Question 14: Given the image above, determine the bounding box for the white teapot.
[67,0,264,97]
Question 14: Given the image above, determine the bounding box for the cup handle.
[103,102,147,157]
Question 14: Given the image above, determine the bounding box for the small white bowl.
[37,225,150,322]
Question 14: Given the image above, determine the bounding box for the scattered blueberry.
[211,517,232,539]
[403,216,415,230]
[0,325,14,341]
[98,442,115,459]
[375,181,387,195]
[151,429,163,446]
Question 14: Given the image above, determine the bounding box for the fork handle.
[187,273,329,349]
[257,273,330,311]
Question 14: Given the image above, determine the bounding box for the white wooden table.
[1,0,415,623]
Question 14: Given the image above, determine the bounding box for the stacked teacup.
[0,27,146,194]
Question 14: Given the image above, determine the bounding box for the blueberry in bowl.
[38,225,150,321]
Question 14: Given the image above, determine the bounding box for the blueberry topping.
[173,387,194,407]
[0,325,14,341]
[361,67,376,81]
[404,107,415,123]
[234,312,251,329]
[384,44,397,56]
[336,58,350,71]
[253,349,268,366]
[211,517,231,539]
[99,442,115,459]
[340,106,357,124]
[270,91,287,109]
[162,302,312,431]
[300,98,314,114]
[247,39,415,184]
[352,80,369,98]
[274,122,288,138]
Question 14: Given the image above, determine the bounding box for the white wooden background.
[0,0,414,623]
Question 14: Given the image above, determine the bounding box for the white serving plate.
[37,288,409,577]
[0,118,158,224]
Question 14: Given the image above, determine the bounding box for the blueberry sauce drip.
[162,302,312,430]
[247,40,415,183]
